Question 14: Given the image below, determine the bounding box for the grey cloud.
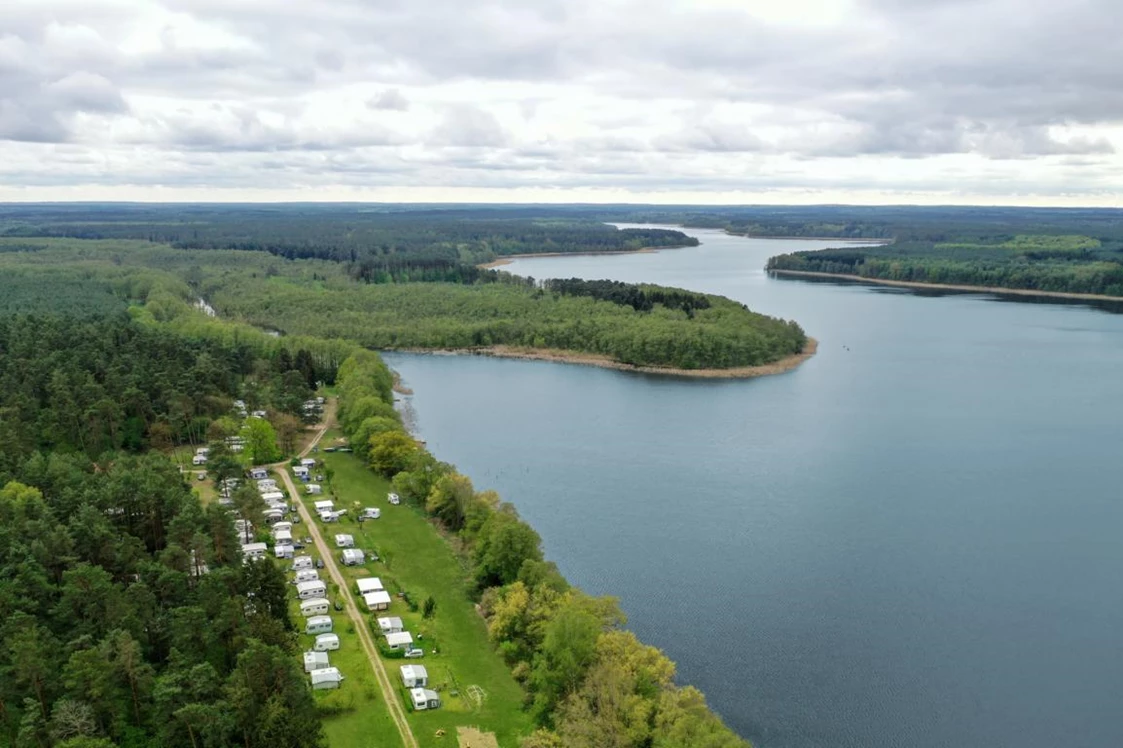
[369,89,410,111]
[431,104,508,147]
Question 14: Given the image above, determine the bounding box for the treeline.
[767,236,1123,297]
[0,314,331,468]
[335,354,749,748]
[545,278,712,315]
[0,204,697,268]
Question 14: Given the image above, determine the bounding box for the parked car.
[292,515,301,523]
[315,559,325,569]
[293,542,305,550]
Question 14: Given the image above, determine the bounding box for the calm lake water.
[384,227,1123,748]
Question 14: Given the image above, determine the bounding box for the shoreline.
[393,338,818,379]
[477,243,694,269]
[769,269,1123,303]
[722,231,891,243]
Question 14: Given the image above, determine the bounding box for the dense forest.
[0,236,808,372]
[0,204,697,270]
[0,313,334,469]
[0,312,326,748]
[336,353,749,748]
[766,233,1123,297]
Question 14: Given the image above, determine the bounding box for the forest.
[0,312,331,748]
[336,353,749,748]
[0,204,697,269]
[766,233,1123,297]
[0,236,808,372]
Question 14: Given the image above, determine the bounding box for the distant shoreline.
[394,338,818,379]
[721,231,891,244]
[769,269,1123,303]
[477,244,693,269]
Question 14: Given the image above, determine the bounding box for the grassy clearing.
[312,446,532,748]
[281,520,403,747]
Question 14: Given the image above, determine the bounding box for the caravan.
[300,598,330,617]
[294,569,320,584]
[305,616,333,635]
[296,580,327,600]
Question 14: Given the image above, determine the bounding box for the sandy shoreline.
[769,269,1123,303]
[393,338,818,379]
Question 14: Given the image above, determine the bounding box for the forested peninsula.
[0,204,809,375]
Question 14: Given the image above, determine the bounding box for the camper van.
[273,544,294,559]
[294,569,320,584]
[313,500,334,513]
[296,580,327,600]
[272,521,293,534]
[192,454,207,466]
[314,633,340,651]
[335,534,354,548]
[341,549,365,566]
[293,465,309,480]
[292,555,313,571]
[305,616,333,635]
[300,598,330,617]
[306,484,322,495]
[249,468,269,480]
[360,507,381,520]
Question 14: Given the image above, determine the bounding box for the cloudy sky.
[2,0,1121,204]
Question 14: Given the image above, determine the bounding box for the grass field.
[310,438,533,747]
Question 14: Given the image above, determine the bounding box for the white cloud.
[0,0,1119,204]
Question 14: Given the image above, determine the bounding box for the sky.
[1,0,1121,205]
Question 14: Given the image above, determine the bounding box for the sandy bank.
[394,338,818,380]
[769,269,1123,303]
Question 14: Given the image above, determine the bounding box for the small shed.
[409,688,441,711]
[335,534,354,548]
[356,578,384,595]
[303,651,330,673]
[305,616,332,634]
[341,548,365,566]
[400,664,428,688]
[385,631,413,650]
[274,543,294,559]
[314,633,340,651]
[364,590,393,611]
[306,484,323,495]
[310,667,343,690]
[296,580,327,600]
[313,500,335,513]
[292,555,313,570]
[377,616,404,634]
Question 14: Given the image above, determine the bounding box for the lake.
[383,227,1123,748]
